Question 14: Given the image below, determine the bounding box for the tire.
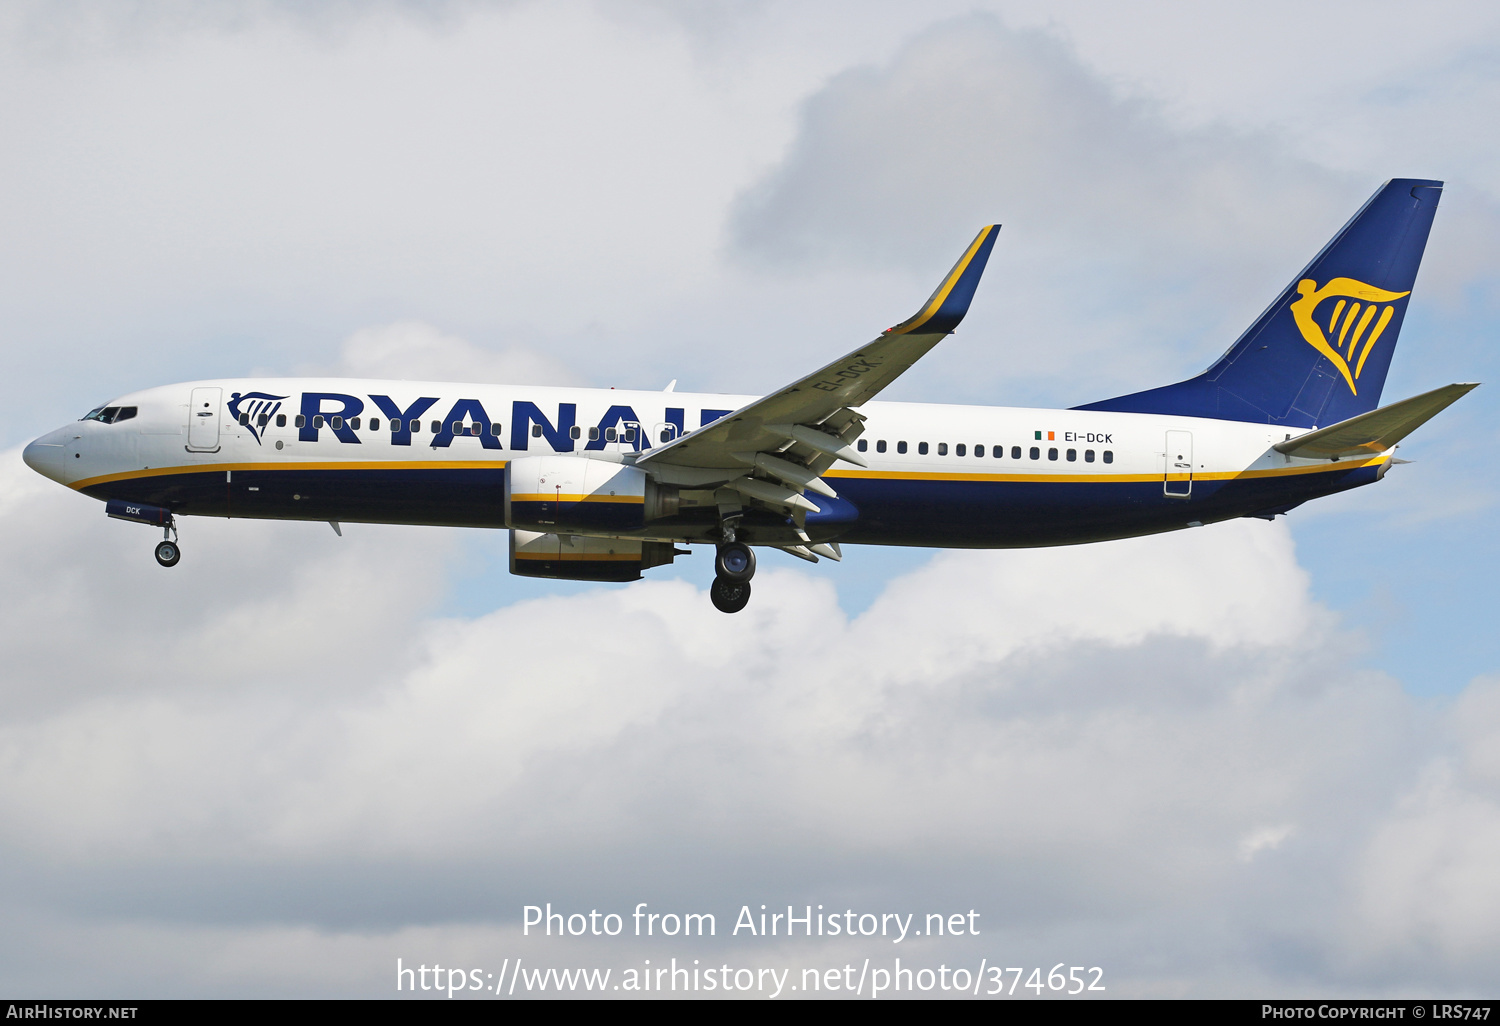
[154,540,181,567]
[710,576,751,614]
[715,542,756,583]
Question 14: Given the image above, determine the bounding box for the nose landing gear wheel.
[710,576,751,614]
[715,542,756,583]
[154,540,181,567]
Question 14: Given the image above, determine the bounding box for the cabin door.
[1164,430,1193,498]
[187,387,223,452]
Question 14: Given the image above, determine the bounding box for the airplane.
[22,178,1475,613]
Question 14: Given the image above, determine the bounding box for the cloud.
[728,14,1500,408]
[329,321,582,386]
[3,445,1499,995]
[3,1,1500,1001]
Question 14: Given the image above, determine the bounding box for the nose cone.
[22,427,70,484]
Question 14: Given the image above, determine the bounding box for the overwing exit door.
[1164,430,1193,498]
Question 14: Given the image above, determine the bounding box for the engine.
[505,457,684,581]
[509,530,681,582]
[504,455,677,533]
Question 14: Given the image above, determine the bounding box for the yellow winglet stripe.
[889,225,996,336]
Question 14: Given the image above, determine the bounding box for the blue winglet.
[888,225,1000,335]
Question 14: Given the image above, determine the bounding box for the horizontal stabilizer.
[1274,382,1478,460]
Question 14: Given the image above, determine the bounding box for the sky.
[2,0,1500,999]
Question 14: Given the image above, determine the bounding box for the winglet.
[887,225,1000,335]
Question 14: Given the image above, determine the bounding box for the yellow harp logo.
[1289,278,1410,395]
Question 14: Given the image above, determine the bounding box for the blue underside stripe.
[78,462,1381,547]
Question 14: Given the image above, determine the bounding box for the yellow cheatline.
[890,225,995,336]
[72,459,512,490]
[515,551,641,562]
[510,493,643,504]
[821,457,1386,486]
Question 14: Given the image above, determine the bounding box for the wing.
[638,225,999,518]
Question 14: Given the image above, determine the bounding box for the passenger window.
[938,443,948,456]
[955,443,966,456]
[492,423,502,436]
[313,415,324,429]
[1085,449,1095,462]
[116,407,137,422]
[257,413,269,427]
[918,442,929,455]
[897,441,907,454]
[857,439,868,452]
[1029,446,1040,460]
[351,417,361,430]
[606,427,617,442]
[1103,450,1114,463]
[429,420,440,434]
[531,424,542,438]
[876,440,887,453]
[1011,446,1021,459]
[1048,447,1058,460]
[625,427,637,442]
[331,416,343,430]
[589,426,600,441]
[295,414,306,428]
[276,414,286,428]
[369,418,379,431]
[238,413,250,425]
[660,429,672,442]
[569,425,581,439]
[975,445,985,457]
[409,420,420,433]
[451,421,462,434]
[1066,448,1076,461]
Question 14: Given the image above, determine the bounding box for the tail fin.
[1075,179,1443,427]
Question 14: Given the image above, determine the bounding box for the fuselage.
[22,377,1388,548]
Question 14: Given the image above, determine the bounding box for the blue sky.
[3,0,1500,998]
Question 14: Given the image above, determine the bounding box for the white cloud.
[3,0,1500,1001]
[330,321,581,386]
[3,445,1498,995]
[728,14,1500,408]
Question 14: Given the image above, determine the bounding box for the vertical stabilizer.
[1075,179,1443,427]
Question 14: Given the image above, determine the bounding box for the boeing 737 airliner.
[22,179,1474,612]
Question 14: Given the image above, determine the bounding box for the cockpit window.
[81,406,135,424]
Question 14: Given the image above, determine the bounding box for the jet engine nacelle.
[509,530,681,582]
[504,455,677,534]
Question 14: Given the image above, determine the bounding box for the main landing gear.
[154,520,181,567]
[710,541,756,614]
